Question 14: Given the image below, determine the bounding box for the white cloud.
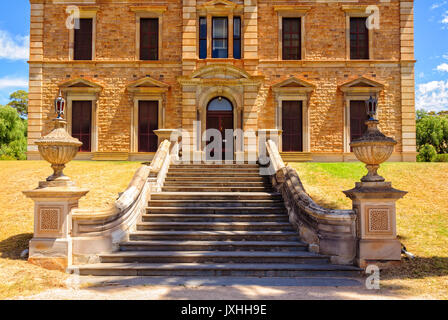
[443,11,448,24]
[431,1,447,10]
[437,63,448,72]
[0,77,28,90]
[0,30,29,60]
[416,80,448,112]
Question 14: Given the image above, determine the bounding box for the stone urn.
[35,118,82,187]
[350,119,397,182]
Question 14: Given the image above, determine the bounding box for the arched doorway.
[206,97,234,160]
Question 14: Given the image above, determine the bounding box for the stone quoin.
[26,0,416,162]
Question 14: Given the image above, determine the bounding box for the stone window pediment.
[192,64,250,80]
[127,77,169,94]
[60,78,102,94]
[199,0,242,14]
[272,77,315,94]
[340,77,384,95]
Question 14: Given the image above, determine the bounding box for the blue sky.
[0,1,447,111]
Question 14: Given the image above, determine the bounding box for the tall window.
[282,18,301,60]
[350,17,369,60]
[233,17,241,59]
[199,17,207,59]
[140,18,159,60]
[74,19,93,60]
[212,17,228,58]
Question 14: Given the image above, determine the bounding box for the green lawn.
[291,162,448,299]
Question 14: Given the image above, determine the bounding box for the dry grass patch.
[0,160,141,299]
[291,162,448,299]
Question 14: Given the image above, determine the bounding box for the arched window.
[207,97,233,111]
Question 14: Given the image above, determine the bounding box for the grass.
[0,160,447,299]
[291,162,448,299]
[0,160,141,299]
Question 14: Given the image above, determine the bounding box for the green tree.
[7,90,28,118]
[0,105,27,160]
[416,110,448,154]
[417,144,437,162]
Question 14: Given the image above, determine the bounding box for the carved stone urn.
[35,118,82,187]
[350,119,397,182]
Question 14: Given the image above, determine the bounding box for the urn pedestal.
[23,118,89,271]
[23,187,88,270]
[344,119,407,268]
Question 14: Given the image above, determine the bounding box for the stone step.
[165,176,267,183]
[142,214,288,222]
[162,181,270,187]
[169,168,260,173]
[167,172,262,178]
[130,231,300,241]
[162,186,272,192]
[171,164,260,169]
[119,240,307,252]
[151,192,282,201]
[136,222,294,232]
[99,251,330,264]
[147,207,286,214]
[148,199,284,208]
[71,263,362,277]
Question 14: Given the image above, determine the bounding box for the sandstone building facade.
[27,0,416,162]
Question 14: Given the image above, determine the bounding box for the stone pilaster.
[400,0,417,161]
[243,0,258,60]
[182,0,197,74]
[27,0,45,160]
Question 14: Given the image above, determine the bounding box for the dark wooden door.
[138,101,158,152]
[282,101,303,152]
[72,101,92,152]
[206,110,234,159]
[350,100,368,142]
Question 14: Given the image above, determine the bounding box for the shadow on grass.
[382,256,448,280]
[0,233,33,259]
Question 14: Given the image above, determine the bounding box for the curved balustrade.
[71,139,174,262]
[265,140,357,265]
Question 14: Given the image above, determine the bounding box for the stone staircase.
[74,163,361,277]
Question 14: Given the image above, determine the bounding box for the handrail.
[265,139,357,265]
[71,139,173,260]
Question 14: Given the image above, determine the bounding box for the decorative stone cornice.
[129,6,167,14]
[273,5,311,15]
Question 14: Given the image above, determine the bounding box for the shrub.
[417,144,437,162]
[434,154,448,162]
[0,105,27,160]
